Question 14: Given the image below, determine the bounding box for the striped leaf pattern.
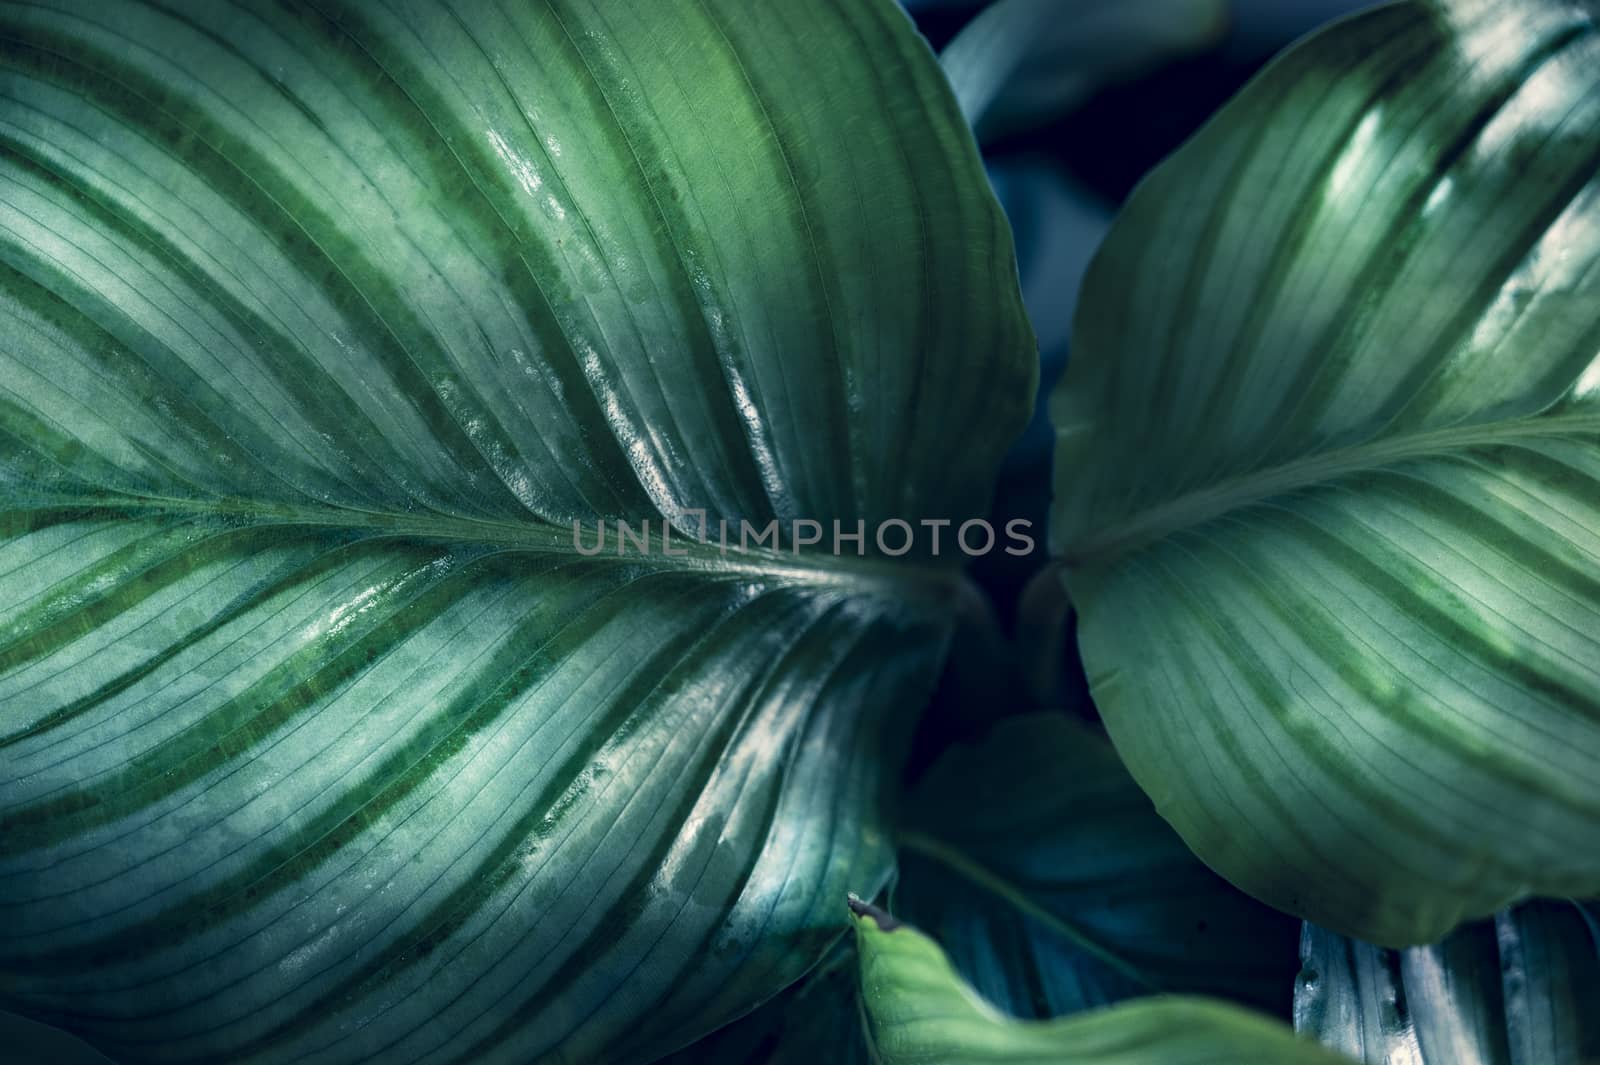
[1046,0,1600,946]
[1296,901,1600,1063]
[0,1,1035,1062]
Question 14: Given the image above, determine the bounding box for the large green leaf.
[894,713,1300,1017]
[851,902,1355,1064]
[0,1,1035,1062]
[1296,900,1600,1064]
[1043,0,1600,946]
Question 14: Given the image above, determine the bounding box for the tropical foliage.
[1,0,1596,1063]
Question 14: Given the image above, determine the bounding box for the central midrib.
[30,488,973,606]
[1062,408,1600,568]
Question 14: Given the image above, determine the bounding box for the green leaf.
[0,1,1035,1062]
[850,903,1356,1064]
[1296,900,1600,1064]
[894,713,1300,1017]
[940,0,1230,142]
[1044,0,1600,946]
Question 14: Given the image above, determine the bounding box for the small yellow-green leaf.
[852,904,1357,1064]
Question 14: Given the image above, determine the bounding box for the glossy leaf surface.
[0,1,1035,1062]
[1048,0,1600,945]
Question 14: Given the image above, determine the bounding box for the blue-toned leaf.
[894,713,1300,1019]
[1297,900,1600,1064]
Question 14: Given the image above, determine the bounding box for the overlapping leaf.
[666,712,1301,1062]
[894,713,1300,1017]
[0,1,1035,1062]
[1046,0,1600,945]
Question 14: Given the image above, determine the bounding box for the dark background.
[921,0,1382,775]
